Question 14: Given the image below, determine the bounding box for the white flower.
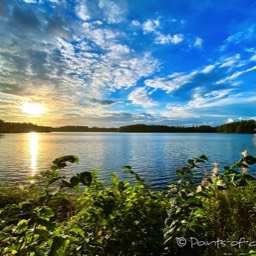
[241,150,248,157]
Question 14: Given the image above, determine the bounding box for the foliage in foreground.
[1,152,256,255]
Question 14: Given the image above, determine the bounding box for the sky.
[0,0,256,127]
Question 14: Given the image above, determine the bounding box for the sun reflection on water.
[29,132,38,177]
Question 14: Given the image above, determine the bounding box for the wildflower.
[241,150,248,157]
[212,162,219,175]
[241,150,248,173]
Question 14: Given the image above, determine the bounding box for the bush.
[1,153,256,255]
[65,170,167,255]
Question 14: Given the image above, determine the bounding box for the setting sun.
[20,102,46,116]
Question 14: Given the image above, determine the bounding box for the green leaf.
[50,193,69,200]
[37,206,55,220]
[51,165,58,171]
[0,232,11,242]
[16,219,29,231]
[188,159,194,166]
[188,221,204,229]
[245,155,256,165]
[70,176,80,187]
[216,180,227,188]
[122,165,132,170]
[36,218,55,231]
[18,201,33,209]
[46,176,61,185]
[53,155,79,169]
[176,169,183,177]
[79,172,93,186]
[70,227,85,237]
[34,228,50,239]
[193,209,206,216]
[50,236,70,256]
[243,174,255,180]
[199,155,208,161]
[61,179,72,188]
[1,243,19,255]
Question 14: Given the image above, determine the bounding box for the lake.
[0,132,256,189]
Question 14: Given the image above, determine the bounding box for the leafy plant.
[0,155,93,255]
[64,167,168,255]
[1,152,256,256]
[163,155,214,256]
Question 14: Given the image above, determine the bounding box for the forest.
[0,119,52,133]
[0,119,255,134]
[216,120,255,133]
[118,124,216,133]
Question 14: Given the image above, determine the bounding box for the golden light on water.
[29,132,38,177]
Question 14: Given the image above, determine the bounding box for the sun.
[20,102,46,116]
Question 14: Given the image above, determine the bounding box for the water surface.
[1,132,255,189]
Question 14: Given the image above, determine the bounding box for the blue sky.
[0,0,256,127]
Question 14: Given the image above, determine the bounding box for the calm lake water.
[1,132,256,189]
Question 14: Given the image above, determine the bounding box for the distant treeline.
[0,120,116,133]
[0,119,255,134]
[0,120,52,133]
[118,124,216,133]
[53,126,117,132]
[216,120,255,134]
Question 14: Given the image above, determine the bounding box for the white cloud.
[204,89,233,99]
[131,20,141,26]
[23,0,37,3]
[76,1,91,21]
[227,118,234,123]
[107,44,131,57]
[145,71,197,93]
[162,89,256,121]
[81,23,122,49]
[154,34,171,44]
[217,66,256,84]
[219,54,241,68]
[141,18,184,45]
[227,25,255,44]
[155,33,184,45]
[142,19,160,33]
[220,25,256,52]
[194,37,203,47]
[128,87,158,107]
[163,104,201,119]
[56,37,75,58]
[250,55,256,61]
[98,0,127,24]
[201,65,215,74]
[171,34,184,44]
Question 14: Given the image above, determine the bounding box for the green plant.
[1,152,256,256]
[0,155,93,255]
[163,155,214,256]
[64,167,168,255]
[0,185,37,209]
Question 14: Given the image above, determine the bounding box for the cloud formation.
[0,0,256,126]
